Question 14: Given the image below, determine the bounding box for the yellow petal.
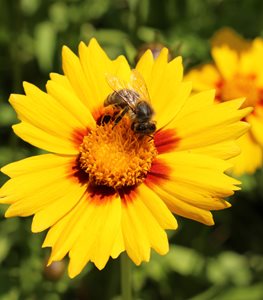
[175,98,249,132]
[112,54,131,81]
[248,38,263,80]
[159,152,240,196]
[147,165,232,212]
[46,77,96,129]
[212,46,238,79]
[137,184,177,230]
[12,122,78,154]
[121,190,169,264]
[177,89,215,119]
[148,48,170,98]
[68,194,121,277]
[120,190,151,265]
[248,112,263,145]
[1,153,69,177]
[44,197,92,263]
[89,196,122,269]
[190,140,241,160]
[211,27,250,53]
[9,83,88,153]
[172,98,252,150]
[31,181,86,232]
[211,28,249,79]
[185,64,221,91]
[62,45,98,113]
[135,49,154,85]
[177,121,250,152]
[155,81,192,129]
[110,227,125,259]
[130,198,169,256]
[145,153,234,225]
[21,82,84,133]
[79,40,131,107]
[230,132,263,176]
[143,49,191,128]
[151,184,215,225]
[1,156,81,218]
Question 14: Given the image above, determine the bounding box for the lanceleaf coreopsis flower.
[186,28,263,175]
[0,39,251,278]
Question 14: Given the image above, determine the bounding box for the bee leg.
[113,106,129,128]
[147,135,154,142]
[100,105,119,125]
[101,114,112,124]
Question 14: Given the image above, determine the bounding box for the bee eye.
[150,123,156,131]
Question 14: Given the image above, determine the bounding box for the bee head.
[131,121,156,135]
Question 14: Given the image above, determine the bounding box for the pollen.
[79,116,157,189]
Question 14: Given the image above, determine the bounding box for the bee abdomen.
[104,92,117,107]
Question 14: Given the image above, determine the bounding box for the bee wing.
[105,73,138,110]
[105,73,128,92]
[130,69,151,103]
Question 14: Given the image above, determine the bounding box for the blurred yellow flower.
[0,38,251,278]
[186,28,263,175]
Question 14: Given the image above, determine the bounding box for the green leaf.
[207,251,252,285]
[34,22,56,72]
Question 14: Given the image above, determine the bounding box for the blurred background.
[1,0,263,299]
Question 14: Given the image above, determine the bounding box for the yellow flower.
[0,38,251,278]
[186,28,263,175]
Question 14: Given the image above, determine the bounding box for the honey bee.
[104,69,156,135]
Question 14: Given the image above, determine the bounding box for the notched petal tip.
[242,105,254,116]
[12,124,21,135]
[0,165,10,176]
[206,88,216,98]
[156,47,170,64]
[88,37,100,47]
[227,97,246,108]
[8,93,19,104]
[62,45,70,53]
[206,218,215,226]
[197,211,215,226]
[78,41,88,54]
[159,47,169,57]
[68,261,83,279]
[172,55,182,64]
[62,45,76,64]
[46,256,53,267]
[79,40,87,47]
[223,200,232,208]
[31,214,47,233]
[137,48,154,62]
[4,205,19,218]
[93,259,108,271]
[22,81,35,93]
[211,27,249,52]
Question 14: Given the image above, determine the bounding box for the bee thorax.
[134,101,154,121]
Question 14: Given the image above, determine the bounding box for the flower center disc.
[79,116,157,189]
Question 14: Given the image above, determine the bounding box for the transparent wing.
[105,73,139,109]
[105,73,128,92]
[130,69,151,103]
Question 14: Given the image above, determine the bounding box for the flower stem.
[121,253,132,300]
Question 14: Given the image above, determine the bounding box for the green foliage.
[1,0,263,299]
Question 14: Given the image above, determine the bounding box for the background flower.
[186,28,263,176]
